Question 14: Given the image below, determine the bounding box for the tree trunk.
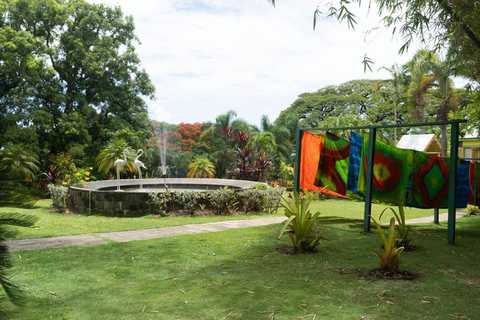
[440,124,448,157]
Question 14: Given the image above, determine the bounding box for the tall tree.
[277,79,408,140]
[201,110,250,178]
[379,64,409,144]
[0,0,155,169]
[406,50,458,155]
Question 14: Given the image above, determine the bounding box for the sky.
[90,0,421,127]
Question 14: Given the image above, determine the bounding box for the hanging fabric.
[407,152,469,208]
[457,160,471,208]
[358,134,413,205]
[299,131,349,198]
[313,132,350,195]
[469,162,480,206]
[346,131,363,195]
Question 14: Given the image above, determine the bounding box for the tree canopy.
[0,0,155,170]
[277,79,406,128]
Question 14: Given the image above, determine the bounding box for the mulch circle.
[330,268,421,281]
[402,244,420,252]
[275,245,318,255]
[368,268,421,280]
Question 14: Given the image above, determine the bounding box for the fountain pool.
[69,178,259,216]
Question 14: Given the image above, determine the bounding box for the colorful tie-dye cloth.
[358,134,413,205]
[407,152,470,208]
[346,131,363,195]
[469,162,480,206]
[299,131,352,198]
[313,132,350,195]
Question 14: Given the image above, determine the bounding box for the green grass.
[2,215,480,319]
[1,198,440,240]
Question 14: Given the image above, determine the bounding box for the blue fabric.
[456,160,470,208]
[346,131,362,195]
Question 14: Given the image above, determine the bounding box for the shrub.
[147,191,175,216]
[237,188,266,214]
[277,191,322,253]
[467,205,480,216]
[263,186,284,213]
[47,184,69,212]
[175,191,203,215]
[208,187,237,215]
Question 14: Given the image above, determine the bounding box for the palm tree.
[379,64,409,144]
[95,139,136,175]
[251,115,294,163]
[406,50,458,156]
[0,209,38,305]
[0,170,38,305]
[200,110,250,178]
[0,144,39,182]
[187,157,216,178]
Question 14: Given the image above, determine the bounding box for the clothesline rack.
[293,119,468,244]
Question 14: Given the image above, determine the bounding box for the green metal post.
[363,127,377,232]
[448,122,460,244]
[434,208,439,224]
[293,129,304,194]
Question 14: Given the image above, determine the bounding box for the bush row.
[48,183,285,216]
[147,185,285,216]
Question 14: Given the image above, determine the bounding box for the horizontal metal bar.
[299,119,467,132]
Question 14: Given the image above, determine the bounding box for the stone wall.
[69,188,152,216]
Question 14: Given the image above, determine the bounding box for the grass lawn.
[2,198,441,239]
[2,214,480,319]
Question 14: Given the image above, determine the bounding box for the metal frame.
[293,120,467,244]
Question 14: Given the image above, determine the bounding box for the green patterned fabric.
[313,132,350,195]
[407,151,450,208]
[358,134,413,205]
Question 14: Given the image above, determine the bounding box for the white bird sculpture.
[135,149,147,191]
[114,149,129,191]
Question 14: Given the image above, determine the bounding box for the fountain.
[157,128,168,189]
[68,127,259,216]
[69,178,259,216]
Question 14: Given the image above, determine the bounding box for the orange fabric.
[298,131,351,199]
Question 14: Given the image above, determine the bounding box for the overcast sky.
[91,0,420,127]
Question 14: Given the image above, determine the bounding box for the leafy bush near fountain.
[47,184,69,212]
[147,191,175,216]
[236,188,266,213]
[209,187,238,214]
[175,191,205,215]
[145,186,284,216]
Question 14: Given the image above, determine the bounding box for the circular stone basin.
[69,178,260,216]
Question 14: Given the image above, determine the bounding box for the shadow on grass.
[317,216,364,230]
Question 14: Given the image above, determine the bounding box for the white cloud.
[91,0,421,127]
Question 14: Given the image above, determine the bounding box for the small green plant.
[467,205,480,216]
[237,188,266,214]
[147,191,174,216]
[208,187,237,215]
[175,191,202,215]
[379,204,410,247]
[277,191,322,253]
[371,216,404,272]
[264,186,284,213]
[47,184,69,212]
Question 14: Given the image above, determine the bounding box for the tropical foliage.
[187,157,216,178]
[278,191,323,253]
[96,140,136,175]
[371,216,404,272]
[380,205,410,247]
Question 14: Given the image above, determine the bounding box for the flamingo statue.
[135,149,147,191]
[114,149,129,191]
